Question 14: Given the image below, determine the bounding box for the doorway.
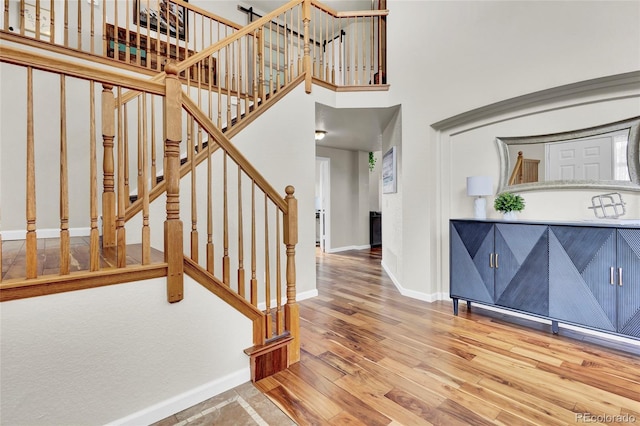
[316,157,330,252]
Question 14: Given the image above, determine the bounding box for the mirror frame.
[496,116,640,193]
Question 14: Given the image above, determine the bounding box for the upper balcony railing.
[0,0,388,89]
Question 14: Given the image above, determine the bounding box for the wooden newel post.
[283,185,300,363]
[302,0,312,94]
[164,63,184,303]
[101,84,116,249]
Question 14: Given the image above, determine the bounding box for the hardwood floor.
[256,248,640,425]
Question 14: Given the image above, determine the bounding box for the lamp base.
[474,197,487,220]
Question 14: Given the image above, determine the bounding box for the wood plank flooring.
[256,248,640,425]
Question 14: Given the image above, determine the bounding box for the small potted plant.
[494,192,525,220]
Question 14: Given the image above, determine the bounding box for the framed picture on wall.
[134,0,188,41]
[382,146,397,194]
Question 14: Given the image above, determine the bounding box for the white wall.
[386,0,640,300]
[0,276,253,425]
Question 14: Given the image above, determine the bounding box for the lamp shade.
[466,176,493,197]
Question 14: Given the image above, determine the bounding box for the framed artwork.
[134,0,188,41]
[23,3,51,36]
[382,146,397,194]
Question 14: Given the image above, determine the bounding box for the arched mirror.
[496,116,640,193]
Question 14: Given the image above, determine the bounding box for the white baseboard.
[256,289,318,311]
[105,368,251,426]
[326,244,370,253]
[380,261,446,302]
[297,288,318,301]
[2,227,91,241]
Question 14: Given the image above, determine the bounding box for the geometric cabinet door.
[450,221,495,305]
[549,226,617,332]
[618,229,640,337]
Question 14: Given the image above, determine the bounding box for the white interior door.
[316,157,330,252]
[546,136,613,181]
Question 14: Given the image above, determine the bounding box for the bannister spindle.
[164,63,184,303]
[4,1,9,32]
[223,152,230,285]
[19,0,25,36]
[297,5,302,74]
[123,103,130,206]
[190,117,198,262]
[48,0,54,42]
[77,0,82,50]
[102,84,116,249]
[268,20,273,95]
[89,81,99,272]
[35,0,40,39]
[90,0,95,53]
[137,96,144,200]
[142,94,150,264]
[276,208,283,335]
[236,39,242,121]
[225,45,231,128]
[125,0,131,64]
[264,194,272,339]
[116,87,127,268]
[370,14,374,83]
[331,17,335,84]
[63,0,68,46]
[252,30,258,108]
[26,67,37,279]
[150,97,157,186]
[284,185,299,363]
[258,27,265,102]
[237,166,245,298]
[206,133,214,274]
[59,75,70,275]
[251,181,257,305]
[302,0,311,93]
[325,13,330,82]
[276,18,281,89]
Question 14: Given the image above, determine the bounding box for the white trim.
[105,368,251,426]
[380,260,445,302]
[326,244,370,253]
[297,288,318,301]
[1,227,91,241]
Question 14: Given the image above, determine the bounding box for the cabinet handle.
[490,253,494,268]
[610,267,615,285]
[619,268,623,286]
[495,253,499,269]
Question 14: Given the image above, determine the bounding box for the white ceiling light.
[315,130,327,141]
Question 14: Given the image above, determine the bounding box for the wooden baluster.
[137,96,143,201]
[35,0,40,39]
[302,0,311,93]
[164,63,184,303]
[252,30,258,109]
[26,67,37,279]
[223,152,230,285]
[250,181,257,306]
[19,0,25,36]
[145,0,151,70]
[297,5,302,75]
[123,103,130,206]
[89,81,99,272]
[268,20,273,95]
[59,75,70,275]
[208,55,213,122]
[258,27,265,101]
[116,87,127,268]
[150,96,157,187]
[102,84,116,249]
[217,48,222,127]
[237,166,245,298]
[264,194,272,340]
[332,17,335,84]
[276,17,281,89]
[225,45,231,129]
[370,15,374,84]
[77,0,82,50]
[206,132,214,274]
[312,8,317,78]
[276,208,283,335]
[190,117,198,262]
[125,0,131,64]
[48,0,54,42]
[355,16,360,84]
[325,12,330,82]
[289,10,294,80]
[236,39,242,122]
[102,0,106,56]
[90,0,95,53]
[3,0,9,32]
[141,94,150,264]
[284,185,299,363]
[63,0,68,46]
[283,11,289,85]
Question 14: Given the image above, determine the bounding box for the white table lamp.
[467,176,493,220]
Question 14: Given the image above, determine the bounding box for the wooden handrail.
[0,45,164,95]
[181,95,288,213]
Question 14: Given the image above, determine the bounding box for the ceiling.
[243,0,375,14]
[315,103,399,152]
